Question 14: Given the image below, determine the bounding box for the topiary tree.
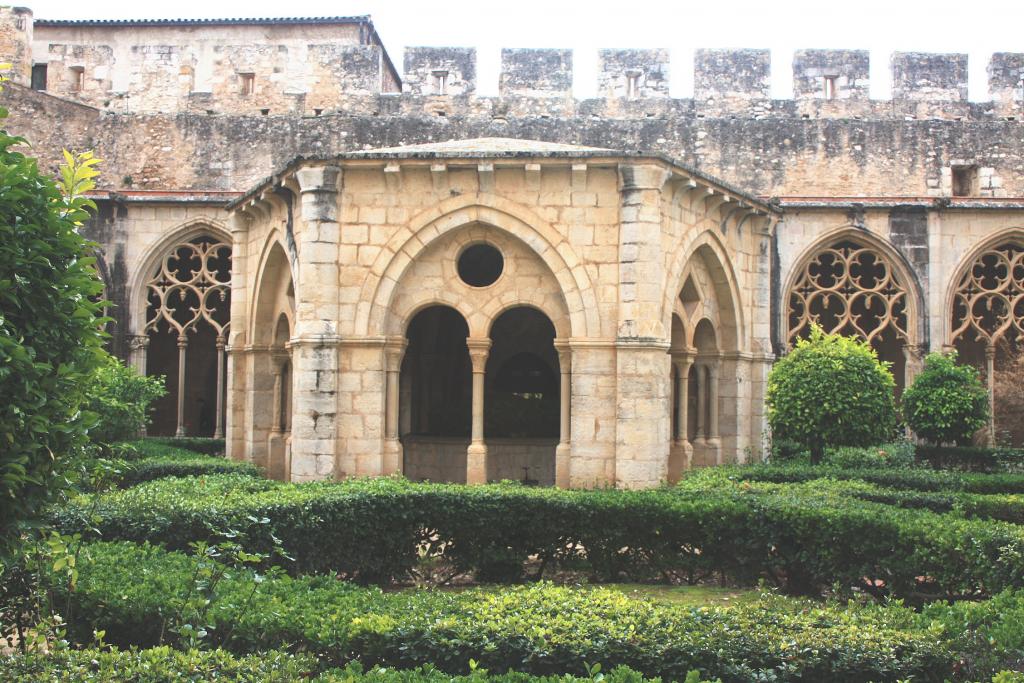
[767,326,897,465]
[902,351,989,446]
[81,353,166,445]
[0,112,106,555]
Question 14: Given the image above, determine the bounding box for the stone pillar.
[614,162,671,488]
[554,340,572,488]
[568,341,617,487]
[466,338,491,484]
[290,165,342,482]
[267,354,288,480]
[175,334,188,437]
[694,363,706,445]
[214,335,226,439]
[128,334,149,374]
[707,360,721,464]
[383,339,407,476]
[986,343,996,446]
[669,353,694,477]
[225,211,251,462]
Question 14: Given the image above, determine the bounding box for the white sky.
[25,0,1024,101]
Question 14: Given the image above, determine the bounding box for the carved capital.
[466,338,491,373]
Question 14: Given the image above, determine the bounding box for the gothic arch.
[250,236,296,345]
[360,195,600,339]
[946,228,1024,347]
[663,230,745,351]
[783,227,925,347]
[128,218,231,336]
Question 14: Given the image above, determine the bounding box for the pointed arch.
[783,226,925,348]
[251,235,296,345]
[663,229,745,352]
[128,217,230,336]
[945,227,1024,347]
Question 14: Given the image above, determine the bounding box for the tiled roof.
[35,16,369,27]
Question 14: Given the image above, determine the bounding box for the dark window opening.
[952,165,977,197]
[457,243,503,287]
[31,64,47,91]
[824,75,838,100]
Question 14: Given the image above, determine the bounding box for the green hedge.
[111,456,260,488]
[142,437,225,456]
[52,474,1024,598]
[916,445,1024,473]
[684,471,1024,525]
[0,647,710,682]
[711,463,1024,494]
[54,541,961,682]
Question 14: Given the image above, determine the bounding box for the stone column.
[986,343,996,446]
[707,359,721,465]
[554,340,572,488]
[267,354,288,481]
[174,334,188,437]
[290,165,342,482]
[224,211,251,461]
[694,362,706,445]
[466,338,491,484]
[670,353,694,475]
[128,334,149,375]
[383,340,407,476]
[214,335,226,439]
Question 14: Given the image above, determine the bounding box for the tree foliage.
[903,351,989,446]
[0,104,106,555]
[82,354,166,445]
[766,326,897,464]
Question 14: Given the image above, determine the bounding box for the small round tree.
[902,351,988,446]
[767,326,897,465]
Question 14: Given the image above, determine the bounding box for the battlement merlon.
[2,9,1024,117]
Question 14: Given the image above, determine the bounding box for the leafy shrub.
[143,436,225,456]
[81,355,166,445]
[0,648,684,683]
[825,441,916,469]
[903,352,989,446]
[916,445,1024,473]
[0,127,106,554]
[51,474,1024,599]
[52,541,956,682]
[111,456,260,488]
[767,327,896,464]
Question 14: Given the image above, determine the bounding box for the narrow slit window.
[239,72,255,96]
[431,70,448,95]
[626,70,642,99]
[824,75,838,100]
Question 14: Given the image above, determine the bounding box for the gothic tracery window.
[144,235,232,438]
[950,241,1024,445]
[788,239,909,345]
[950,242,1024,348]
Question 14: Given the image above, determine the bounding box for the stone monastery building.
[1,7,1023,487]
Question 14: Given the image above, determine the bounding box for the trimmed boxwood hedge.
[916,445,1024,473]
[88,441,259,488]
[710,463,1024,494]
[54,541,963,682]
[142,437,225,456]
[52,474,1024,598]
[0,647,705,682]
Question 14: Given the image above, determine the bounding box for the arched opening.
[400,305,472,482]
[788,238,911,393]
[667,313,690,481]
[950,240,1024,445]
[485,307,559,485]
[144,235,231,437]
[690,319,721,466]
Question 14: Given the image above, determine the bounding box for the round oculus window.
[457,243,504,287]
